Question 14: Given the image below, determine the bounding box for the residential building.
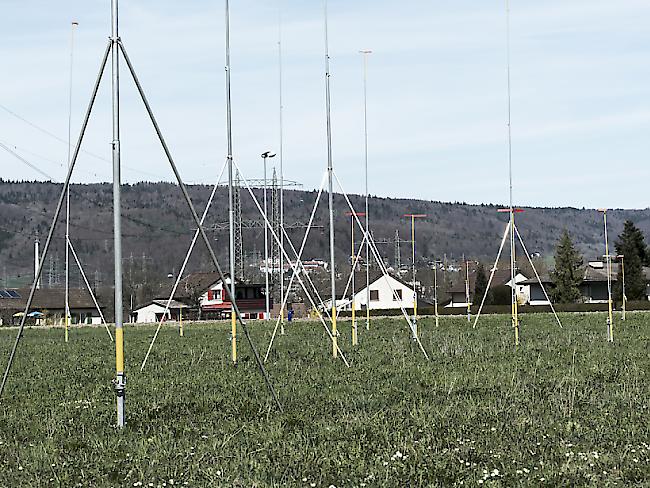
[322,273,418,313]
[445,266,529,308]
[0,288,104,326]
[525,260,650,305]
[132,272,269,323]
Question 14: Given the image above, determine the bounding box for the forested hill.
[1,179,650,287]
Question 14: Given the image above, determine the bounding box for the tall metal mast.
[505,0,519,345]
[225,0,237,364]
[110,0,126,428]
[360,49,372,331]
[323,0,337,358]
[65,21,78,342]
[278,2,286,334]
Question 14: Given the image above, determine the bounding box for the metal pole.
[411,215,417,338]
[360,49,372,332]
[323,0,338,358]
[465,258,471,323]
[601,210,613,342]
[34,236,40,290]
[225,0,237,364]
[505,0,519,346]
[263,155,270,319]
[434,260,439,327]
[351,215,357,346]
[278,3,286,335]
[110,0,125,428]
[65,21,78,343]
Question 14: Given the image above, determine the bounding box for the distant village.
[2,218,647,326]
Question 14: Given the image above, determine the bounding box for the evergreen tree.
[550,230,583,303]
[474,262,490,305]
[614,220,648,301]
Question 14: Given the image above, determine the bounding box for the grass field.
[0,312,648,487]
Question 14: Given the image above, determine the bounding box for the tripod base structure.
[0,12,284,425]
[472,217,562,343]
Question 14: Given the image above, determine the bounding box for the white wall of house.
[134,303,170,323]
[342,275,415,311]
[45,309,103,325]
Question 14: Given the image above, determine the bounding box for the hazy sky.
[1,1,649,209]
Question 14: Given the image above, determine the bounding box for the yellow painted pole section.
[231,309,237,364]
[351,218,357,346]
[434,264,439,327]
[115,327,124,377]
[465,260,471,323]
[65,313,69,343]
[332,306,338,358]
[510,212,519,346]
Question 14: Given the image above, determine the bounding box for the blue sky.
[1,0,649,209]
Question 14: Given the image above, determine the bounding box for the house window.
[207,289,222,301]
[393,289,402,301]
[370,290,379,301]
